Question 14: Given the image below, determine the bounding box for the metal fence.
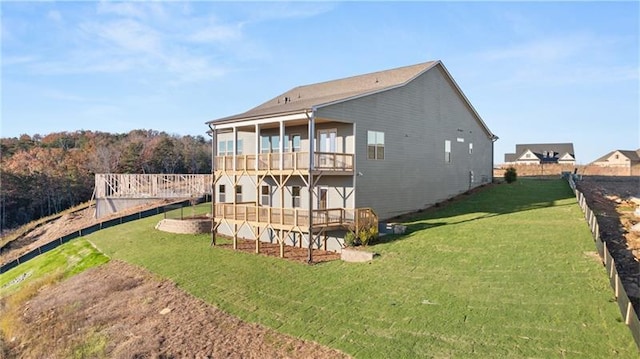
[568,175,640,350]
[1,199,198,274]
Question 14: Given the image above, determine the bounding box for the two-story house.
[504,143,575,165]
[206,60,497,258]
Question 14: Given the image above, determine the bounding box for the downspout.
[208,123,217,246]
[305,108,316,263]
[491,134,499,182]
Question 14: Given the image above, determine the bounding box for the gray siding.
[318,65,493,220]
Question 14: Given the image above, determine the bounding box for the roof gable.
[592,149,640,163]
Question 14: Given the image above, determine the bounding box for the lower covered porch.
[212,203,378,260]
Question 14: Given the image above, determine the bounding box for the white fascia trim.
[209,112,309,131]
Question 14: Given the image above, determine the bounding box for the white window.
[261,136,270,154]
[292,186,301,208]
[235,185,242,203]
[283,135,290,152]
[271,135,280,153]
[237,139,243,155]
[469,143,473,155]
[445,140,451,163]
[367,130,385,160]
[261,185,270,206]
[218,140,236,156]
[218,185,226,202]
[292,134,301,152]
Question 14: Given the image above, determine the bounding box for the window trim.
[367,130,385,160]
[445,140,451,163]
[218,184,226,203]
[235,185,242,203]
[261,185,270,206]
[292,186,301,208]
[291,134,301,152]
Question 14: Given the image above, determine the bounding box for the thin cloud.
[245,2,336,22]
[188,24,242,43]
[47,10,63,23]
[82,19,162,55]
[480,36,591,63]
[5,2,330,83]
[42,89,94,102]
[96,1,147,19]
[478,33,637,87]
[2,55,37,67]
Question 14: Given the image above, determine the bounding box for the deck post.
[255,226,260,254]
[307,110,315,263]
[279,229,285,258]
[233,223,237,250]
[210,126,217,246]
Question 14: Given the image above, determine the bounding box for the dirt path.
[5,260,349,358]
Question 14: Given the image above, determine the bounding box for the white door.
[317,129,337,168]
[318,129,337,153]
[318,187,328,209]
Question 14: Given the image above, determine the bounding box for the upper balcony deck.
[214,152,354,175]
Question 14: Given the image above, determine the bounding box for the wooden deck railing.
[95,174,211,198]
[214,203,375,230]
[214,152,353,172]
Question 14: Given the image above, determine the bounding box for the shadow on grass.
[373,178,575,245]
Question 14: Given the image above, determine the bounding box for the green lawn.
[0,238,109,297]
[82,179,636,357]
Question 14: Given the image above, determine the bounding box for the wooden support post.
[279,230,285,258]
[233,223,237,250]
[256,226,260,254]
[324,232,328,251]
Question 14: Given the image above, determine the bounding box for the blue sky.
[1,1,638,164]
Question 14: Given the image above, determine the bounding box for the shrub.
[359,226,379,246]
[504,167,517,183]
[344,231,358,247]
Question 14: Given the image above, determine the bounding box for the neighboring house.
[504,143,575,165]
[206,60,497,255]
[590,149,640,168]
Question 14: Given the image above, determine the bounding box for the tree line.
[0,129,212,232]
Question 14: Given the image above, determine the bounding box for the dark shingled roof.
[504,143,575,163]
[208,61,439,124]
[514,143,574,158]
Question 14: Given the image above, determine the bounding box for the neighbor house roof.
[514,143,574,158]
[206,61,495,138]
[592,149,640,163]
[504,143,575,163]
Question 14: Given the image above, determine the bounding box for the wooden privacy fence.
[0,199,197,274]
[567,175,640,350]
